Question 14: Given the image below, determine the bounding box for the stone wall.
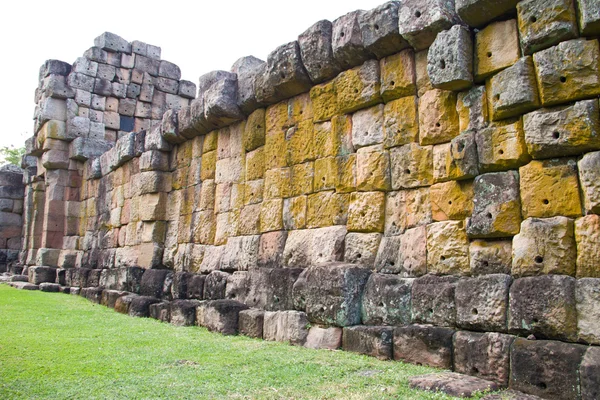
[9,0,600,399]
[0,165,24,272]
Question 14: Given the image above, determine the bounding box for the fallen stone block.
[409,372,499,398]
[393,324,455,369]
[304,326,342,350]
[238,308,265,339]
[342,326,393,360]
[510,338,587,400]
[196,300,249,335]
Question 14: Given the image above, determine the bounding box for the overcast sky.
[0,0,386,150]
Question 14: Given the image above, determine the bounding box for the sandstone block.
[385,189,431,236]
[394,324,455,368]
[411,274,459,327]
[361,273,413,326]
[303,326,342,350]
[342,326,393,360]
[260,199,283,233]
[356,146,390,192]
[397,0,460,51]
[380,50,416,103]
[489,56,540,121]
[454,331,515,386]
[575,215,600,278]
[427,25,473,91]
[352,104,384,149]
[383,96,418,148]
[457,85,489,133]
[170,300,202,326]
[297,20,340,84]
[456,0,519,27]
[203,74,244,128]
[128,296,161,318]
[283,195,307,230]
[28,266,57,285]
[390,143,433,189]
[467,171,521,238]
[512,217,576,277]
[238,309,265,339]
[578,0,600,36]
[292,262,370,327]
[359,1,408,59]
[283,226,347,268]
[219,235,260,272]
[203,270,229,300]
[309,82,337,122]
[225,268,301,311]
[196,300,249,335]
[524,100,600,159]
[475,19,520,81]
[510,338,587,400]
[456,274,512,332]
[230,56,264,114]
[533,38,600,106]
[469,240,512,275]
[254,41,312,105]
[508,275,577,341]
[432,132,479,183]
[187,274,206,299]
[519,158,581,218]
[263,310,309,345]
[331,10,370,70]
[334,60,381,115]
[94,32,130,53]
[517,0,578,56]
[347,191,385,233]
[140,269,171,299]
[39,282,60,292]
[149,302,171,322]
[427,221,470,276]
[409,372,499,398]
[475,118,530,173]
[256,231,286,269]
[576,278,600,344]
[344,232,381,267]
[418,89,459,146]
[430,180,473,221]
[243,109,266,152]
[578,150,600,214]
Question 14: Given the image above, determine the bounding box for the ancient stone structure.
[0,165,24,273]
[3,1,600,398]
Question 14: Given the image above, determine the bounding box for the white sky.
[0,0,385,150]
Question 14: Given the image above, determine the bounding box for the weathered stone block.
[427,221,470,276]
[397,0,460,51]
[101,290,128,309]
[292,262,370,327]
[309,82,338,122]
[457,86,488,133]
[297,20,340,84]
[257,231,287,269]
[489,56,540,121]
[283,195,307,230]
[359,1,408,59]
[578,0,600,36]
[238,309,265,339]
[203,74,244,129]
[383,96,418,149]
[475,20,520,82]
[467,171,521,239]
[469,240,512,275]
[149,302,171,322]
[475,118,530,173]
[390,143,433,189]
[411,274,458,327]
[517,0,578,56]
[432,132,479,183]
[263,310,309,345]
[385,189,431,236]
[519,158,581,218]
[575,215,600,278]
[356,146,390,192]
[28,266,57,285]
[347,191,385,233]
[394,324,455,368]
[139,269,170,298]
[418,89,459,146]
[508,275,577,341]
[512,217,576,277]
[430,180,473,222]
[581,346,600,400]
[344,232,381,267]
[454,331,515,386]
[196,300,249,335]
[456,0,519,27]
[331,10,370,70]
[576,278,600,344]
[361,273,413,326]
[342,326,393,360]
[533,38,600,106]
[304,326,343,350]
[427,25,473,91]
[578,151,600,214]
[283,227,347,268]
[334,60,381,114]
[254,41,312,105]
[352,104,384,149]
[128,296,161,318]
[220,236,260,272]
[260,199,283,233]
[39,282,60,292]
[510,338,586,400]
[230,56,264,114]
[379,50,416,103]
[456,274,512,332]
[170,300,202,326]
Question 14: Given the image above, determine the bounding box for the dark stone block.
[40,59,72,79]
[86,269,102,287]
[411,274,458,327]
[409,372,499,398]
[186,274,206,300]
[508,275,577,342]
[359,1,409,59]
[28,266,57,285]
[393,324,455,369]
[170,300,202,326]
[68,268,91,288]
[510,338,586,400]
[455,274,512,332]
[453,331,515,386]
[298,20,341,84]
[120,116,135,132]
[171,272,194,299]
[342,325,393,360]
[332,10,372,70]
[10,275,28,282]
[203,73,244,129]
[254,41,313,105]
[39,282,60,292]
[581,347,600,400]
[456,0,519,28]
[140,269,170,298]
[203,270,230,300]
[225,268,302,311]
[115,294,138,314]
[149,301,171,322]
[56,268,67,286]
[82,287,104,304]
[125,266,144,294]
[292,262,371,327]
[100,289,128,308]
[231,56,266,115]
[361,273,413,326]
[196,300,249,335]
[239,309,265,339]
[129,296,161,318]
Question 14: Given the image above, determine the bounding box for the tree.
[0,145,26,167]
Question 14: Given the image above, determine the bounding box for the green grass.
[0,284,479,399]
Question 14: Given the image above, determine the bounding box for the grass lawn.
[0,284,483,399]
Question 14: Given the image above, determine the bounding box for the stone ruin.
[2,0,600,398]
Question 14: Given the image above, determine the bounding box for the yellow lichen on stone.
[314,157,338,192]
[246,147,265,181]
[203,131,218,154]
[390,143,433,189]
[193,210,216,245]
[239,203,261,235]
[200,150,217,180]
[243,108,266,152]
[356,145,391,192]
[347,191,385,233]
[284,195,307,230]
[385,188,432,236]
[313,116,354,159]
[288,93,314,125]
[380,49,416,102]
[260,198,283,233]
[415,50,433,97]
[427,220,470,275]
[475,19,520,82]
[475,118,530,173]
[419,89,460,146]
[430,180,474,221]
[243,179,264,206]
[264,131,288,170]
[310,81,338,123]
[383,96,419,148]
[197,179,216,211]
[287,120,315,165]
[575,215,600,278]
[263,168,291,200]
[335,61,382,114]
[266,101,289,135]
[290,162,314,197]
[306,191,349,228]
[336,154,357,193]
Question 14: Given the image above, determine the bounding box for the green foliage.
[0,285,492,400]
[0,145,25,166]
